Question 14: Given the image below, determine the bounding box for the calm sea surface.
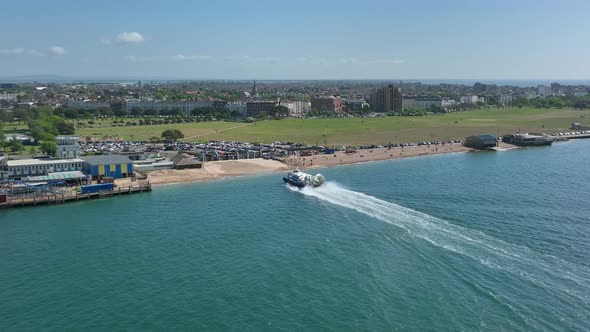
[1,140,589,331]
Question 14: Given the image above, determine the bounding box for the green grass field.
[74,108,588,145]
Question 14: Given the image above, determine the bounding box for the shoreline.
[143,143,510,186]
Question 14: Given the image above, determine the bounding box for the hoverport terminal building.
[0,136,134,181]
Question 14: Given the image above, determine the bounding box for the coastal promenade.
[144,143,475,186]
[282,143,473,169]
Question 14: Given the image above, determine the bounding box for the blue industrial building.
[81,155,134,180]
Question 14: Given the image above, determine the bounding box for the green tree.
[7,137,24,153]
[14,108,32,125]
[0,130,6,148]
[513,96,530,108]
[63,108,79,119]
[161,129,184,142]
[40,141,58,156]
[272,105,289,117]
[144,109,158,116]
[0,110,13,124]
[28,120,59,141]
[97,106,113,117]
[113,108,128,117]
[130,107,144,116]
[48,115,75,135]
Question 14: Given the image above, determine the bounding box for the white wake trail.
[292,182,590,303]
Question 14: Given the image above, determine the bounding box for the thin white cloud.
[115,32,145,44]
[48,45,67,56]
[364,59,406,65]
[0,48,25,55]
[231,55,281,63]
[102,32,145,45]
[299,56,405,65]
[123,54,214,62]
[171,54,214,61]
[336,57,361,65]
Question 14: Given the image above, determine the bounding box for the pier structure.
[0,181,151,209]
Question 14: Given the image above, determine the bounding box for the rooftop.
[82,155,132,165]
[7,158,84,167]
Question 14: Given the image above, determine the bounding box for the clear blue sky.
[1,0,589,80]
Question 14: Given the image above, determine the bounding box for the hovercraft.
[283,169,325,188]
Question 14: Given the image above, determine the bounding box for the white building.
[537,85,553,97]
[460,95,479,103]
[498,94,514,105]
[56,136,81,159]
[0,93,18,101]
[226,102,247,116]
[403,97,446,110]
[281,101,310,116]
[4,158,85,179]
[68,99,110,110]
[574,91,589,97]
[127,100,217,114]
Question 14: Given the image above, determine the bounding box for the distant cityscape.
[1,80,590,120]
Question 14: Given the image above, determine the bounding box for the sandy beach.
[147,159,290,186]
[141,142,513,186]
[282,143,475,169]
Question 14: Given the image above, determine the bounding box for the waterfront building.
[56,136,80,159]
[311,95,343,113]
[81,155,134,180]
[464,134,497,150]
[0,155,9,179]
[246,101,277,117]
[369,85,402,113]
[3,158,85,179]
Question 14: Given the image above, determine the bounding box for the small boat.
[283,169,325,188]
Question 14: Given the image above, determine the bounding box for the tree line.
[0,106,74,155]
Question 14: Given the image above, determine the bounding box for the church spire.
[251,80,258,98]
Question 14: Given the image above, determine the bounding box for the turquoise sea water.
[1,140,589,331]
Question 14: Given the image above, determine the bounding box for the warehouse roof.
[81,155,132,165]
[7,158,84,167]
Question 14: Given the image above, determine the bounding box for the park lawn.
[75,121,246,141]
[207,108,587,145]
[73,108,588,145]
[2,122,29,132]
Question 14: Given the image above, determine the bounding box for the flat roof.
[82,155,132,165]
[7,158,84,167]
